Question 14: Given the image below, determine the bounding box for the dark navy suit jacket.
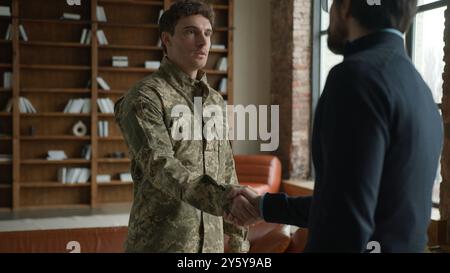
[263,31,443,252]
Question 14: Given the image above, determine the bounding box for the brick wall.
[271,0,312,179]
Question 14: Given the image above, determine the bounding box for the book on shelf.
[0,154,12,162]
[96,6,107,22]
[4,24,11,41]
[47,150,68,161]
[3,72,12,89]
[219,78,227,94]
[216,57,228,71]
[3,98,12,112]
[211,44,226,50]
[156,39,162,47]
[97,174,111,183]
[0,6,11,17]
[19,25,28,42]
[16,97,37,113]
[97,98,114,113]
[81,144,91,160]
[61,13,81,20]
[96,77,111,90]
[158,9,164,23]
[96,30,109,45]
[113,56,128,68]
[63,98,91,113]
[98,120,109,137]
[80,29,92,44]
[120,173,133,183]
[145,61,161,69]
[58,167,91,184]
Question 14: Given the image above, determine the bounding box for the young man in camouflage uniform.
[114,0,250,253]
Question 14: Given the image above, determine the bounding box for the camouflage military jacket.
[114,57,249,253]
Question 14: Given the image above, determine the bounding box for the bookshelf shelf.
[99,22,159,29]
[20,18,91,25]
[21,88,91,94]
[20,41,91,48]
[20,64,91,71]
[98,181,133,186]
[98,0,164,7]
[20,182,91,188]
[20,113,91,117]
[3,0,234,210]
[97,158,130,163]
[21,159,91,165]
[99,44,162,51]
[20,136,91,141]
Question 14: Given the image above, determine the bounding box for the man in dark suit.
[226,0,443,252]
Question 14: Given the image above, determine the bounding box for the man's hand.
[224,187,263,226]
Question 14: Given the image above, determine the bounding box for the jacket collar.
[159,56,208,92]
[344,31,406,59]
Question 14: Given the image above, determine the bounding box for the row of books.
[98,120,109,137]
[3,97,37,113]
[80,29,108,45]
[58,168,90,184]
[3,24,28,41]
[0,154,12,162]
[64,98,91,113]
[3,72,11,89]
[97,173,133,183]
[97,98,115,114]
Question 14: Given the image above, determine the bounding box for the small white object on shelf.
[98,120,109,137]
[19,25,28,41]
[4,24,12,40]
[47,150,68,161]
[96,30,109,45]
[0,6,11,17]
[158,9,164,23]
[113,56,128,68]
[0,154,12,162]
[96,174,111,183]
[216,57,228,71]
[61,13,81,20]
[211,44,226,50]
[120,173,133,183]
[3,72,12,89]
[18,97,37,113]
[145,61,161,69]
[219,78,227,94]
[96,6,107,22]
[96,77,111,90]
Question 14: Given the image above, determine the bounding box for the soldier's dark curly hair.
[159,0,215,53]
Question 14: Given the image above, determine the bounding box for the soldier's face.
[163,15,212,74]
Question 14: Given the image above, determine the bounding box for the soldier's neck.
[167,57,198,80]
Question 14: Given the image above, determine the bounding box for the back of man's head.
[335,0,418,33]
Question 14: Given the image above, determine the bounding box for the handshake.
[224,186,264,227]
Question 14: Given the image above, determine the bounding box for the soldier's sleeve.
[115,88,232,217]
[220,123,250,253]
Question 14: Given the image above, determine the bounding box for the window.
[313,0,447,214]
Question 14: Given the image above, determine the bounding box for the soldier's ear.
[161,32,172,48]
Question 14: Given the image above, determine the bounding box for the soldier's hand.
[225,187,262,226]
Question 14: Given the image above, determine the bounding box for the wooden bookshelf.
[1,0,234,210]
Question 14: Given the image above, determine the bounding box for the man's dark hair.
[159,0,215,53]
[335,0,418,33]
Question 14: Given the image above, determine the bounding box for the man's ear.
[161,32,171,49]
[340,0,352,19]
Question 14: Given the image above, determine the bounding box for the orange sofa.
[0,155,303,253]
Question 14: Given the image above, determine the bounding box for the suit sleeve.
[262,194,312,228]
[305,63,390,252]
[114,89,232,217]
